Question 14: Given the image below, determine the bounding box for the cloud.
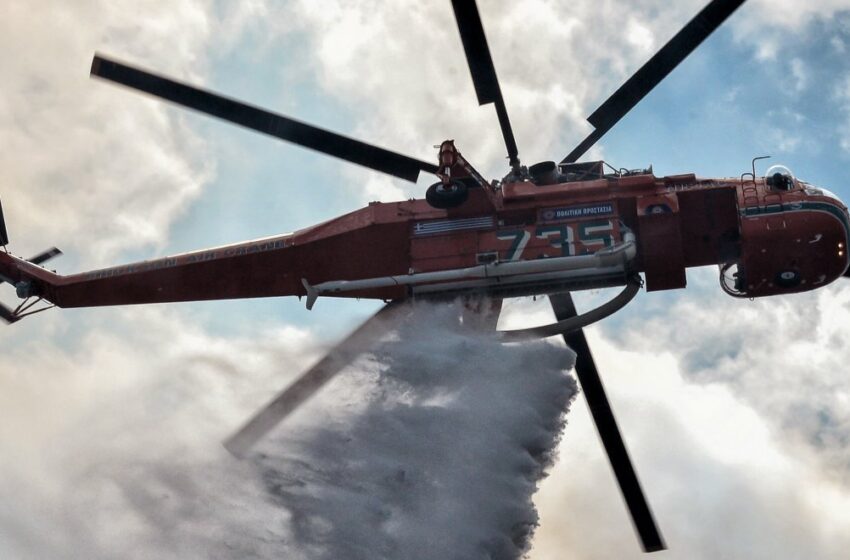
[836,74,850,154]
[3,1,850,559]
[0,1,220,265]
[790,57,808,92]
[731,0,850,60]
[616,273,850,481]
[0,305,317,559]
[0,300,581,560]
[531,326,850,559]
[286,0,715,200]
[495,272,850,559]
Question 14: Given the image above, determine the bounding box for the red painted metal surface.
[1,169,847,309]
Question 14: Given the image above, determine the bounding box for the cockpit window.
[801,182,841,201]
[765,164,796,191]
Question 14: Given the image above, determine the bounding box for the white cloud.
[836,74,850,153]
[498,278,850,558]
[287,0,710,199]
[731,0,850,60]
[746,0,850,26]
[531,329,850,559]
[0,0,218,265]
[790,57,808,92]
[625,17,656,54]
[3,1,850,559]
[0,305,322,559]
[618,275,850,482]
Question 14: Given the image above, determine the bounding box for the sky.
[2,0,850,558]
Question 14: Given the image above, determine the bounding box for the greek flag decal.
[413,216,495,236]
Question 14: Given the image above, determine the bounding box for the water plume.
[258,302,577,559]
[0,302,577,559]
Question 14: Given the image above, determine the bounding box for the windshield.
[765,164,795,191]
[802,182,841,201]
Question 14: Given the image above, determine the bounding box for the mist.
[0,302,577,559]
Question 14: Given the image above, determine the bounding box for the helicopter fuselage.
[3,165,846,310]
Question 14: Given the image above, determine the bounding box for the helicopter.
[1,0,848,553]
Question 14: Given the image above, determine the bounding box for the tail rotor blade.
[0,303,19,324]
[224,302,409,457]
[563,0,748,163]
[0,198,9,247]
[91,55,438,182]
[28,247,62,266]
[450,0,520,168]
[550,292,665,553]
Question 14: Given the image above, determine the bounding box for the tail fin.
[0,199,62,324]
[0,251,62,324]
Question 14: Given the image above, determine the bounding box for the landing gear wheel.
[426,180,468,209]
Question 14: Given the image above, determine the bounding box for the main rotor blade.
[91,55,438,182]
[224,302,409,458]
[563,0,747,163]
[550,292,665,553]
[450,0,519,167]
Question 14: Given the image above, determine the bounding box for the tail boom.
[0,213,411,310]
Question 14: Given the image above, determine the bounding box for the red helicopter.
[1,0,847,553]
